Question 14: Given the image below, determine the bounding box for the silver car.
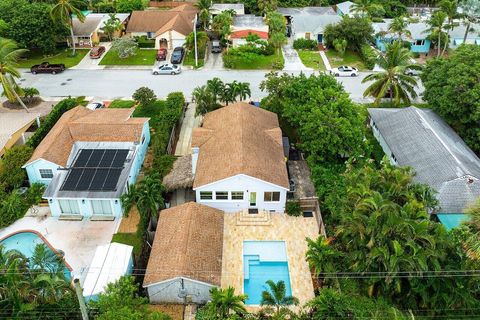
[152,63,181,75]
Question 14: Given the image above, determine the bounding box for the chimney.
[191,147,199,175]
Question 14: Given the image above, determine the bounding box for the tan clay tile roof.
[126,7,196,36]
[192,102,289,189]
[25,106,148,167]
[143,202,224,287]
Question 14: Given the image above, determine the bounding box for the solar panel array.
[61,149,129,192]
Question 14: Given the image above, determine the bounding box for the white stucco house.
[191,102,289,213]
[143,202,224,304]
[126,4,197,49]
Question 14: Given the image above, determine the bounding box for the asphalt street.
[18,69,424,102]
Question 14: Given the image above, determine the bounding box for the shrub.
[151,154,177,178]
[360,44,377,70]
[135,36,155,48]
[0,192,29,228]
[293,38,317,50]
[164,92,185,124]
[333,39,347,55]
[21,87,40,105]
[0,145,33,192]
[324,16,374,52]
[286,200,302,217]
[27,97,79,148]
[133,87,156,106]
[111,38,138,58]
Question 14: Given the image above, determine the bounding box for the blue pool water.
[243,241,292,305]
[0,232,71,280]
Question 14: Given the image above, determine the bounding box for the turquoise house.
[23,106,150,220]
[373,20,431,54]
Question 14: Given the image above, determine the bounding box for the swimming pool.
[0,231,72,280]
[243,241,292,305]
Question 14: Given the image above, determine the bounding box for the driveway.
[174,102,202,156]
[282,41,312,71]
[71,42,112,70]
[203,51,225,70]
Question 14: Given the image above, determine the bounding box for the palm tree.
[206,77,225,104]
[350,0,384,17]
[207,286,247,319]
[50,0,85,56]
[306,237,342,287]
[462,198,480,260]
[426,10,447,57]
[0,38,29,112]
[223,81,239,105]
[236,82,251,101]
[260,280,299,316]
[460,0,480,43]
[440,0,458,55]
[362,41,419,106]
[30,244,63,274]
[258,0,278,16]
[101,13,122,41]
[192,85,218,116]
[195,0,212,30]
[388,16,411,41]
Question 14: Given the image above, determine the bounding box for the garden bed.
[17,49,89,68]
[325,50,366,70]
[183,50,205,69]
[223,50,284,70]
[297,50,326,70]
[99,49,157,65]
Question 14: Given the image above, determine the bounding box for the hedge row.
[293,38,318,50]
[360,45,377,70]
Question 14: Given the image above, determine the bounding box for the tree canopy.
[420,44,480,155]
[324,16,374,52]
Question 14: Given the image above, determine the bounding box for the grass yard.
[17,49,89,68]
[183,50,205,69]
[224,51,284,70]
[99,49,156,65]
[111,232,142,256]
[108,99,136,108]
[297,50,326,70]
[326,50,366,70]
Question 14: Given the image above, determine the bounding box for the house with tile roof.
[368,107,480,229]
[191,102,289,213]
[143,202,224,304]
[230,15,269,47]
[71,13,130,47]
[126,5,197,49]
[22,106,150,220]
[0,112,40,157]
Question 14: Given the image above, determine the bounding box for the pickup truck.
[30,62,66,75]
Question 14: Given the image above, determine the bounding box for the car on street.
[170,47,185,64]
[90,46,106,59]
[211,40,222,53]
[86,101,105,110]
[156,48,168,61]
[330,66,358,77]
[152,63,181,75]
[30,62,65,75]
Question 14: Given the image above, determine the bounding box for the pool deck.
[0,207,121,281]
[221,211,319,311]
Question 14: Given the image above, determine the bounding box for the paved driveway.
[203,52,225,70]
[282,43,312,71]
[71,42,112,70]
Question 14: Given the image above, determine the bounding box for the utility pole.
[193,14,198,67]
[74,278,89,320]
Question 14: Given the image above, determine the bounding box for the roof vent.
[467,177,474,184]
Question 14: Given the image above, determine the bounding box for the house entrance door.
[249,192,257,207]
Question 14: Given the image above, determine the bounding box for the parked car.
[211,40,222,53]
[152,63,181,75]
[86,101,105,110]
[90,46,106,59]
[30,62,65,75]
[156,48,168,61]
[330,66,358,77]
[170,47,185,64]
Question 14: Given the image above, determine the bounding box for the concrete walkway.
[203,52,225,71]
[174,103,202,156]
[282,40,312,71]
[319,51,332,71]
[71,42,111,70]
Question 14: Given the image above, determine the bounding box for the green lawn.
[108,99,136,108]
[17,49,89,68]
[99,49,157,65]
[224,51,284,70]
[111,233,142,256]
[325,50,366,70]
[183,50,205,69]
[297,50,326,70]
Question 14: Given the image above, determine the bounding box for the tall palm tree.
[0,38,28,112]
[206,77,225,104]
[195,0,212,30]
[192,85,218,116]
[460,0,480,43]
[426,10,447,57]
[362,41,419,106]
[50,0,85,56]
[236,82,251,101]
[388,16,411,41]
[207,287,247,319]
[260,280,299,316]
[462,198,480,260]
[223,81,239,105]
[350,0,384,17]
[440,0,458,55]
[30,244,63,274]
[306,237,343,287]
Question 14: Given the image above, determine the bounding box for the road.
[18,69,424,102]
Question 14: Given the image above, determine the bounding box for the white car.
[86,101,104,110]
[152,63,181,75]
[330,66,358,77]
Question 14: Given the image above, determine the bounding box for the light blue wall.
[375,37,431,53]
[48,198,123,218]
[24,159,61,186]
[128,121,150,185]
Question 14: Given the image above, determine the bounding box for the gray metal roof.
[278,6,336,16]
[449,21,480,39]
[368,107,480,214]
[233,15,266,28]
[336,1,354,15]
[291,14,341,34]
[373,20,430,40]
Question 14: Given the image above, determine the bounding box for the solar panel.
[61,149,130,192]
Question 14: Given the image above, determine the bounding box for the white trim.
[194,174,289,191]
[143,276,218,288]
[22,158,61,168]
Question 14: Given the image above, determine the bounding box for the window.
[141,135,145,144]
[215,191,228,200]
[200,191,213,200]
[59,200,80,215]
[415,39,425,46]
[264,192,280,202]
[91,200,112,215]
[231,191,244,200]
[391,153,397,163]
[39,169,53,179]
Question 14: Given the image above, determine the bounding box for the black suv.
[170,47,185,64]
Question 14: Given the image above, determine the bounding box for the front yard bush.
[0,183,45,228]
[293,38,318,50]
[0,145,33,192]
[360,45,377,70]
[135,35,155,48]
[286,200,302,217]
[27,97,80,148]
